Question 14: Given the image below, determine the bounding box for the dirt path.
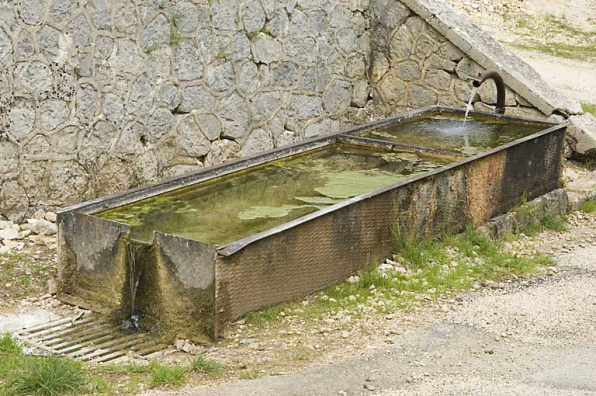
[510,48,596,105]
[142,213,596,396]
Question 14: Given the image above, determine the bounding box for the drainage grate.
[15,314,170,364]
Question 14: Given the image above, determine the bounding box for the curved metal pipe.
[473,70,506,115]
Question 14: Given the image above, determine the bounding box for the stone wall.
[0,0,554,220]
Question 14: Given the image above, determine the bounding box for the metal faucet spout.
[473,70,506,115]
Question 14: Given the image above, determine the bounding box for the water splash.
[463,87,478,124]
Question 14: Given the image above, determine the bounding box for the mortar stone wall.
[0,0,546,220]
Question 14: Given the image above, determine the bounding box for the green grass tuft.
[190,355,224,376]
[149,363,187,388]
[7,357,85,396]
[582,103,596,116]
[0,333,22,355]
[581,198,596,213]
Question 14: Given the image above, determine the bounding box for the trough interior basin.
[97,143,454,246]
[360,113,546,156]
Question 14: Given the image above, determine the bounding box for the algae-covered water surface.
[97,144,452,245]
[362,114,546,156]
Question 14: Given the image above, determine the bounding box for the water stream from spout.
[463,87,478,124]
[122,242,144,332]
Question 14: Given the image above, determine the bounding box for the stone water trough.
[56,106,566,342]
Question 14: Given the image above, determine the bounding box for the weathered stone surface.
[237,61,260,95]
[76,84,98,124]
[413,34,437,59]
[174,2,200,33]
[290,10,309,37]
[346,54,366,78]
[564,114,596,157]
[0,0,14,25]
[0,180,28,220]
[425,53,456,72]
[323,80,352,114]
[212,1,238,31]
[86,0,110,30]
[22,134,49,155]
[179,86,216,113]
[140,14,171,51]
[290,94,323,120]
[217,94,250,140]
[205,139,240,166]
[68,15,92,48]
[109,39,144,75]
[336,28,358,54]
[424,69,452,92]
[0,141,18,174]
[48,161,89,204]
[50,126,79,154]
[79,121,117,163]
[266,9,289,38]
[377,74,406,105]
[408,85,438,108]
[15,30,35,59]
[395,60,421,82]
[147,108,175,144]
[206,62,234,92]
[13,61,52,96]
[272,62,300,88]
[478,82,516,106]
[195,113,222,141]
[455,57,483,81]
[309,10,328,35]
[113,1,137,34]
[241,129,274,156]
[129,76,153,117]
[178,116,211,158]
[94,35,114,61]
[298,64,330,92]
[40,99,70,131]
[18,0,44,26]
[102,93,125,124]
[160,82,180,111]
[351,79,370,108]
[251,34,282,64]
[116,121,146,155]
[96,160,136,195]
[242,2,266,35]
[379,0,410,29]
[7,99,35,141]
[174,41,203,81]
[251,92,282,122]
[49,0,77,23]
[285,37,317,63]
[0,26,12,66]
[304,119,340,138]
[370,52,390,83]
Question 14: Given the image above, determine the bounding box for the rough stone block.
[567,114,596,157]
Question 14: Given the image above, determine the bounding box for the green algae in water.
[98,144,452,246]
[362,114,547,155]
[238,205,311,220]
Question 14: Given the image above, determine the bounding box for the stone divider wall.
[0,0,549,220]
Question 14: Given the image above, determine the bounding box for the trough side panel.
[139,233,217,343]
[499,129,565,209]
[215,131,564,324]
[57,212,130,313]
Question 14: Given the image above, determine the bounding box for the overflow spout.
[473,70,506,115]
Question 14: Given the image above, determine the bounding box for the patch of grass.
[7,357,85,396]
[520,213,568,236]
[170,30,183,45]
[0,333,22,354]
[581,198,596,213]
[509,41,596,61]
[190,355,224,376]
[582,103,596,116]
[149,363,187,388]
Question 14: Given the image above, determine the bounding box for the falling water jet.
[463,86,478,124]
[121,241,147,332]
